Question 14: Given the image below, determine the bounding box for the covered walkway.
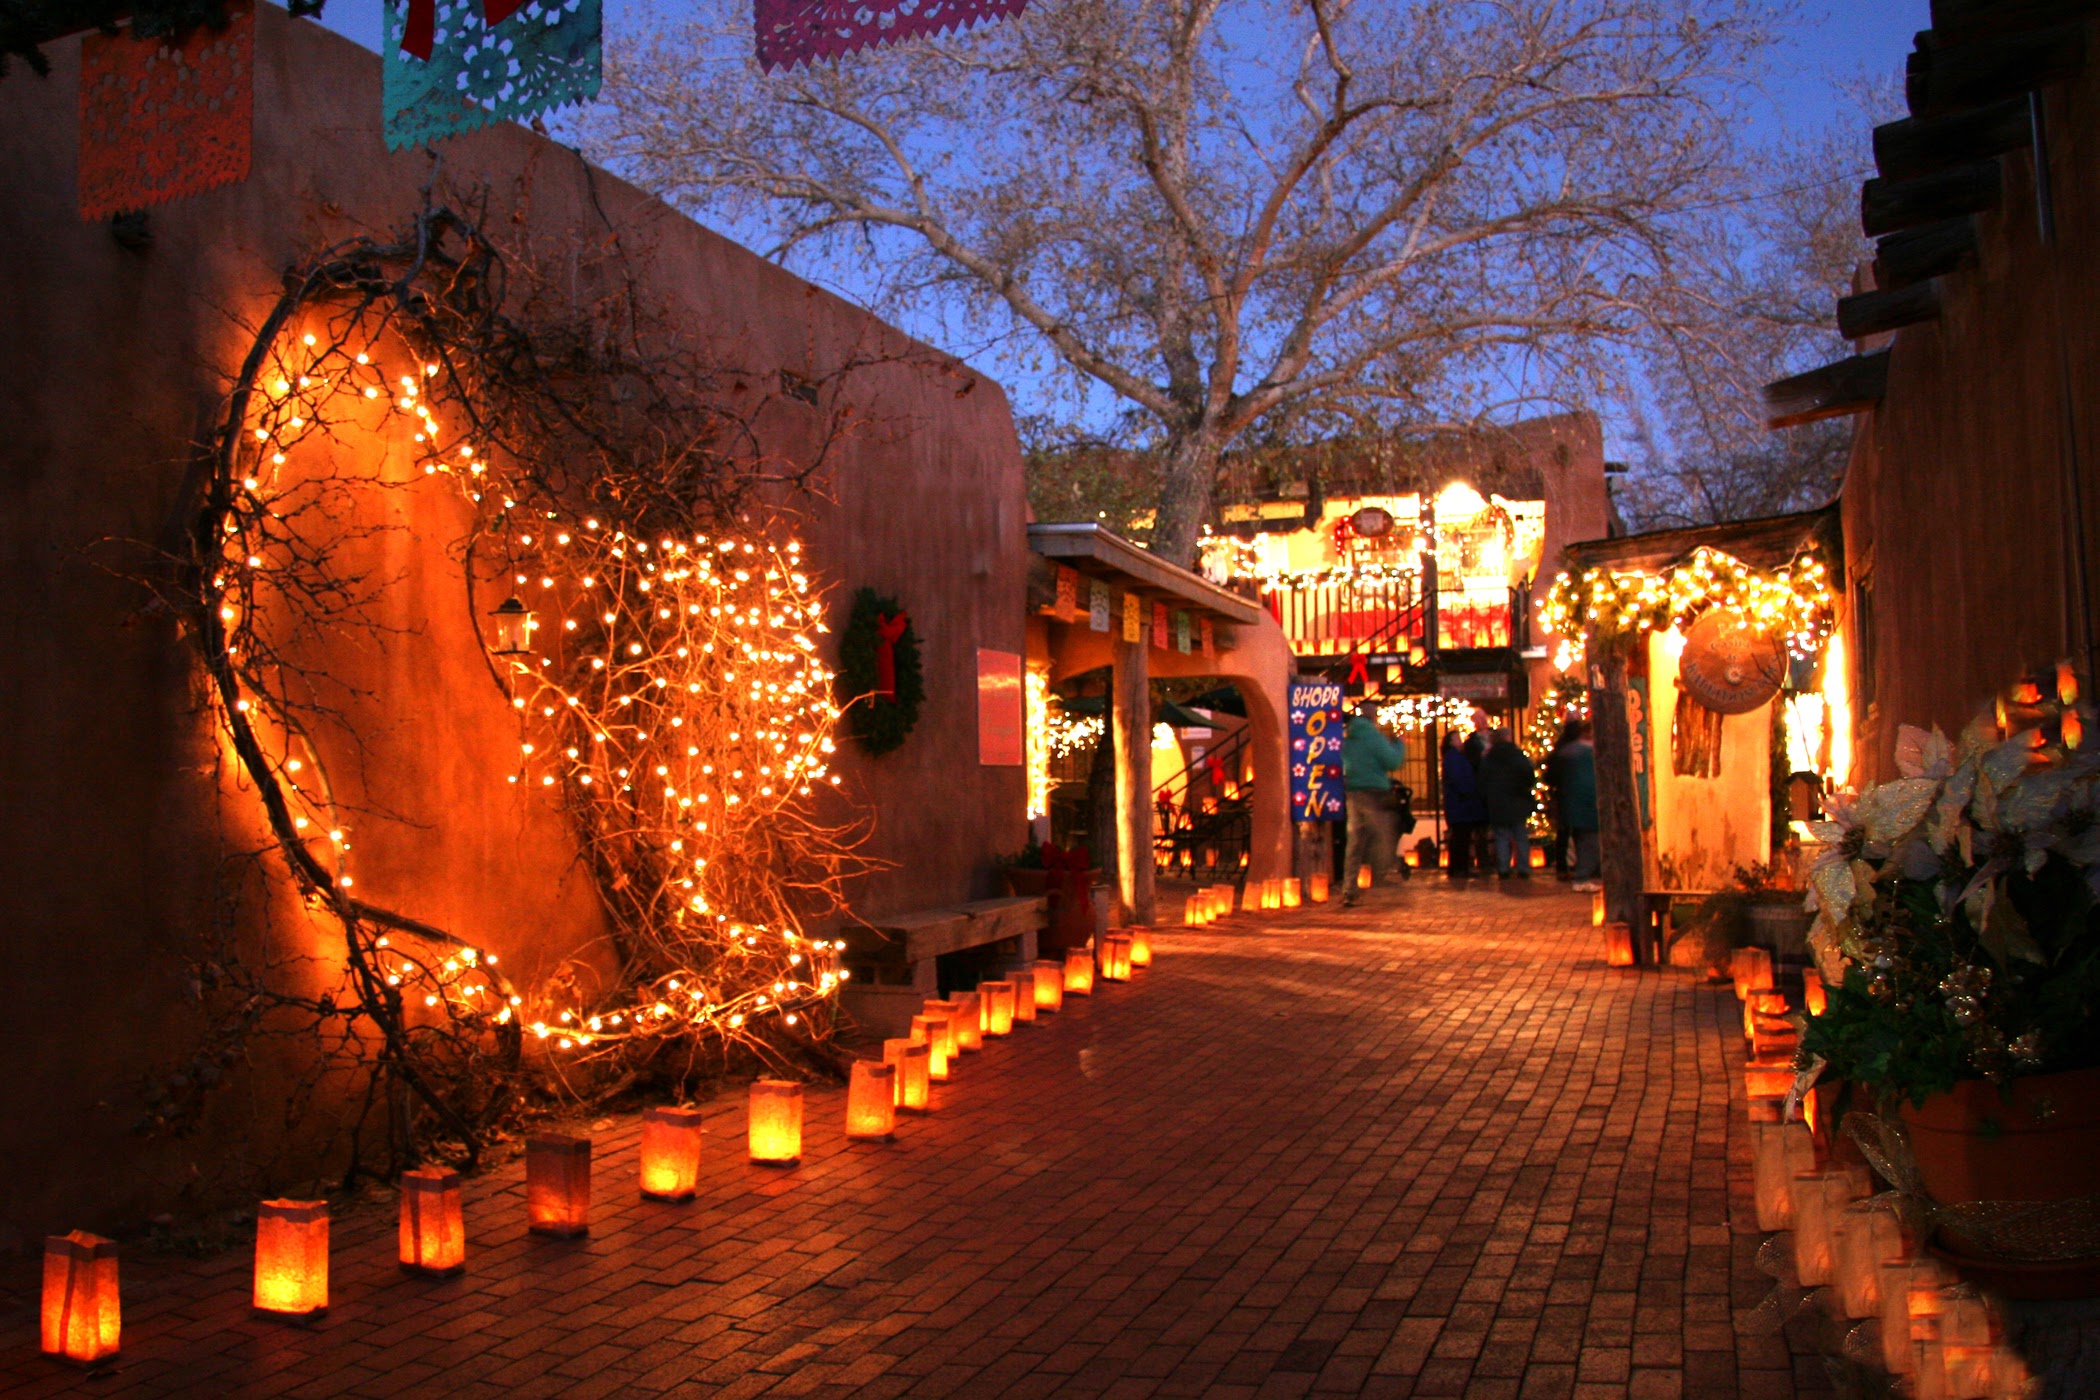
[1,886,1820,1398]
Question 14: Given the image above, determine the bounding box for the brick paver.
[2,883,1824,1397]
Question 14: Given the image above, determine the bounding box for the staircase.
[1151,723,1254,879]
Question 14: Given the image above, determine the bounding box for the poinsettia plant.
[1798,665,2100,1106]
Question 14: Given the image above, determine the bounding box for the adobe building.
[0,9,1042,1238]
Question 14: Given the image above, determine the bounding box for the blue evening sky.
[316,1,1929,458]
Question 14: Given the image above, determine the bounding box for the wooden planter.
[1901,1065,2100,1298]
[1001,868,1051,898]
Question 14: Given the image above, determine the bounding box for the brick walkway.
[3,882,1823,1398]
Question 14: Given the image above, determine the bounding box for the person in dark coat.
[1553,721,1602,890]
[1477,727,1536,878]
[1439,729,1486,879]
[1543,718,1583,878]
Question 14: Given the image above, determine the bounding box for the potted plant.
[1680,863,1806,977]
[995,844,1050,898]
[1798,666,2100,1296]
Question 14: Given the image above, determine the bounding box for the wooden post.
[1587,641,1647,937]
[1112,632,1155,924]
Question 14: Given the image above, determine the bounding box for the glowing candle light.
[526,1135,591,1238]
[920,1001,964,1061]
[41,1231,119,1365]
[252,1199,330,1318]
[1128,926,1152,967]
[1730,947,1774,1000]
[909,1014,953,1082]
[981,980,1016,1035]
[398,1168,466,1276]
[1282,878,1302,909]
[1743,989,1788,1040]
[639,1106,705,1202]
[1184,894,1206,926]
[1032,959,1065,1012]
[1100,932,1133,981]
[1603,921,1635,967]
[845,1061,897,1140]
[1009,970,1039,1022]
[748,1080,804,1164]
[1592,889,1606,927]
[884,1037,931,1111]
[1833,1202,1904,1319]
[1803,967,1828,1017]
[951,991,985,1052]
[1064,947,1095,995]
[1744,1058,1795,1100]
[1308,871,1330,903]
[1356,866,1372,891]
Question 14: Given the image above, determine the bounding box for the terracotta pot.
[1901,1065,2100,1298]
[1001,867,1050,898]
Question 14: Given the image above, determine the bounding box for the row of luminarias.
[1181,873,1336,927]
[38,930,1157,1364]
[1716,949,2032,1397]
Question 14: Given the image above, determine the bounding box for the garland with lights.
[143,201,874,1168]
[1541,546,1835,668]
[836,587,924,756]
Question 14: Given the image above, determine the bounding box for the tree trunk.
[1588,642,1649,937]
[1149,428,1223,568]
[1087,712,1117,875]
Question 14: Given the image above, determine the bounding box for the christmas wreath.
[837,587,924,755]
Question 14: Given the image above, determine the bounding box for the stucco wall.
[1643,634,1771,890]
[1840,49,2100,783]
[0,9,1026,1238]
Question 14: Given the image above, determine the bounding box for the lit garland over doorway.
[165,204,871,1163]
[1540,546,1836,671]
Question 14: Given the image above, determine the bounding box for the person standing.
[1478,727,1536,879]
[1543,718,1583,878]
[1340,704,1407,905]
[1554,721,1603,891]
[1439,729,1486,879]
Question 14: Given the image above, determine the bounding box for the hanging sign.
[1199,617,1215,658]
[1678,607,1786,714]
[1627,676,1655,830]
[1053,566,1079,621]
[1173,612,1192,654]
[1122,593,1141,643]
[78,1,255,221]
[1151,601,1170,651]
[1089,582,1111,633]
[1288,680,1346,823]
[977,649,1023,766]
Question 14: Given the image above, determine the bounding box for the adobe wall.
[1840,53,2100,782]
[0,9,1026,1238]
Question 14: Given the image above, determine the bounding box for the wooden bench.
[837,896,1045,1037]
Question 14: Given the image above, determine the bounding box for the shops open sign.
[1288,680,1345,822]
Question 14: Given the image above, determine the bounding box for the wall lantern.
[526,1135,592,1238]
[487,595,534,656]
[982,980,1016,1036]
[1603,922,1635,968]
[951,991,985,1052]
[41,1231,119,1365]
[909,1014,953,1082]
[1032,960,1065,1012]
[845,1061,897,1141]
[1128,927,1152,967]
[1063,947,1095,995]
[640,1107,705,1202]
[1100,933,1133,982]
[253,1199,330,1319]
[398,1168,466,1276]
[1308,872,1330,903]
[884,1037,932,1111]
[749,1080,804,1163]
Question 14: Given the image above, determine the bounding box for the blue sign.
[1288,680,1346,823]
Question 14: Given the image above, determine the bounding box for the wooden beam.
[1862,160,2001,237]
[1837,281,1943,340]
[1907,23,2086,116]
[1874,97,2030,180]
[1877,218,1980,288]
[1111,634,1154,925]
[1764,352,1892,430]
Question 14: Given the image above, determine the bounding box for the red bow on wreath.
[874,611,910,700]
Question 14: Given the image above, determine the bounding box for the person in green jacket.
[1340,704,1407,905]
[1552,721,1602,890]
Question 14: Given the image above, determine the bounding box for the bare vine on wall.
[137,196,892,1175]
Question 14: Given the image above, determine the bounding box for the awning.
[1027,522,1265,626]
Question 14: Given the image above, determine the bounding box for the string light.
[1541,546,1835,668]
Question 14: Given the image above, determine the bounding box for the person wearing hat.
[1340,702,1407,905]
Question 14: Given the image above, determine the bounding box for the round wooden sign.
[1678,608,1785,714]
[1349,505,1394,539]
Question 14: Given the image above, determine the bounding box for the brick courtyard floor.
[2,881,1826,1399]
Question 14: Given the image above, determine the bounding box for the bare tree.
[584,0,1775,565]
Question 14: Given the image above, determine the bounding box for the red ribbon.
[401,0,528,62]
[1040,841,1091,900]
[1346,652,1369,687]
[874,612,909,700]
